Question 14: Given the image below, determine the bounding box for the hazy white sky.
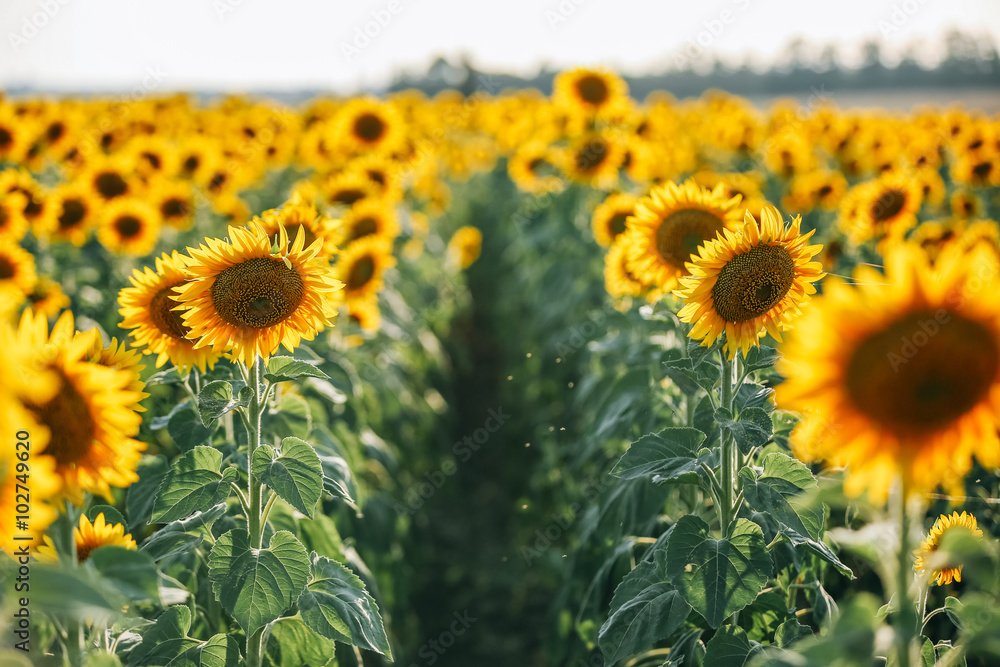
[1,0,998,93]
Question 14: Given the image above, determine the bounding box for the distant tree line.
[388,29,1000,99]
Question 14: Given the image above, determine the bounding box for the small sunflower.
[604,236,645,299]
[38,183,95,246]
[324,170,376,208]
[447,226,483,270]
[0,170,47,229]
[334,236,395,305]
[839,172,922,247]
[151,178,196,229]
[119,251,221,374]
[14,309,146,504]
[508,142,563,194]
[26,277,70,319]
[0,192,28,242]
[592,192,637,247]
[333,98,404,156]
[97,197,161,257]
[36,512,137,563]
[339,198,399,247]
[83,157,135,201]
[174,222,343,367]
[561,132,623,189]
[346,295,381,334]
[776,243,1000,502]
[0,239,38,296]
[624,180,744,294]
[259,194,342,260]
[553,68,628,117]
[676,205,825,359]
[914,511,984,586]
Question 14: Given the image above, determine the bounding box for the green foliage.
[151,446,240,523]
[251,437,324,518]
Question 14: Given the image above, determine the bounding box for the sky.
[1,0,998,93]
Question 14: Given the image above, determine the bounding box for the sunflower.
[346,295,381,334]
[324,170,376,208]
[591,192,637,247]
[604,236,645,299]
[126,134,177,178]
[14,309,146,504]
[950,190,982,220]
[36,512,137,563]
[0,109,29,162]
[906,220,965,263]
[508,142,563,194]
[38,182,96,246]
[553,68,628,118]
[350,153,405,203]
[676,205,825,359]
[913,511,985,586]
[118,251,221,373]
[333,98,404,156]
[26,277,70,319]
[782,170,848,213]
[624,180,744,294]
[0,192,28,242]
[97,197,161,256]
[82,156,135,201]
[150,178,196,229]
[175,137,221,183]
[0,239,38,296]
[838,172,923,247]
[447,226,483,270]
[775,243,1000,503]
[0,170,47,229]
[334,236,395,305]
[174,222,343,367]
[341,199,399,247]
[259,194,342,260]
[561,132,623,189]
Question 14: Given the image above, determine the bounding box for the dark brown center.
[711,245,796,322]
[211,257,305,329]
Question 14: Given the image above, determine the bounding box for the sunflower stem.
[718,348,736,536]
[895,485,916,667]
[245,357,266,667]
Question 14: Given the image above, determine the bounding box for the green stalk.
[244,358,266,667]
[895,487,916,667]
[718,348,736,536]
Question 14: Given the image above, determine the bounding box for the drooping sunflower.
[913,511,985,586]
[0,238,38,296]
[14,309,146,504]
[334,236,395,305]
[553,68,628,118]
[624,180,744,294]
[97,197,161,257]
[118,251,221,373]
[447,226,483,270]
[775,243,1000,503]
[174,222,343,367]
[676,205,825,359]
[36,512,137,563]
[591,192,637,247]
[341,199,399,247]
[37,182,96,246]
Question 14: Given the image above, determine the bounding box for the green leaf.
[90,546,160,603]
[774,618,813,648]
[151,447,240,523]
[251,437,324,518]
[208,529,311,636]
[715,407,773,455]
[267,393,312,440]
[127,456,170,529]
[129,606,199,666]
[168,406,213,451]
[663,349,720,396]
[611,428,708,483]
[741,590,787,642]
[198,380,248,427]
[667,516,772,628]
[298,553,392,658]
[141,503,227,562]
[166,634,242,667]
[740,453,852,578]
[944,596,963,629]
[703,625,762,666]
[599,551,691,663]
[741,346,780,373]
[265,356,330,383]
[144,368,184,386]
[23,563,123,619]
[920,636,935,667]
[268,617,337,667]
[86,504,126,528]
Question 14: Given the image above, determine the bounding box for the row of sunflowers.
[0,66,999,666]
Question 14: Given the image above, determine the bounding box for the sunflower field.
[1,68,1000,667]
